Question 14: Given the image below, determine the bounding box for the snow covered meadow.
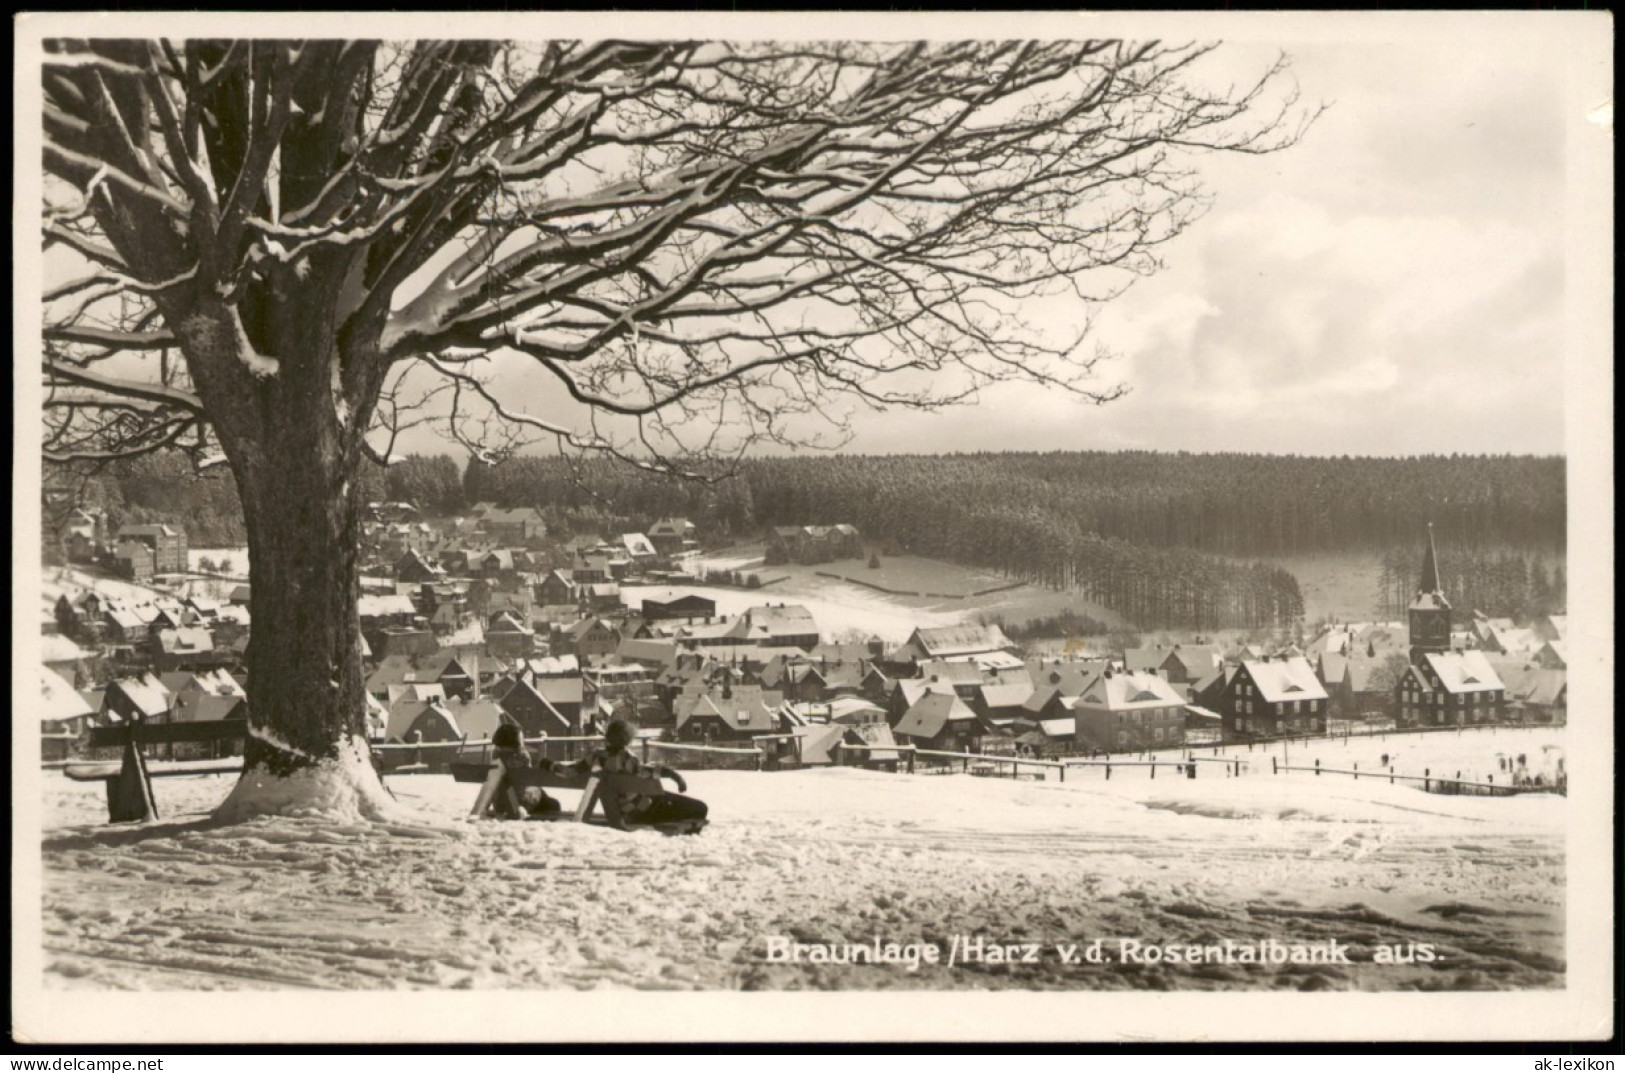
[36,728,1567,995]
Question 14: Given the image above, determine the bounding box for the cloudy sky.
[437,15,1601,462]
[825,26,1598,459]
[25,13,1605,464]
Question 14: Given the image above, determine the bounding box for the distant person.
[570,717,708,829]
[487,723,560,820]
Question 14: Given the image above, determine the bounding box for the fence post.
[1106,763,1112,780]
[1151,762,1156,780]
[1314,758,1320,776]
[1272,757,1278,775]
[1424,767,1430,792]
[641,738,650,763]
[1059,763,1065,784]
[907,749,915,775]
[1389,765,1394,785]
[1187,762,1196,779]
[1353,762,1358,781]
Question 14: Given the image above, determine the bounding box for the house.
[42,633,91,687]
[153,627,221,673]
[745,604,820,650]
[366,653,454,702]
[641,594,717,622]
[170,691,248,725]
[619,533,658,562]
[1158,645,1222,686]
[357,593,420,630]
[764,524,862,565]
[478,507,547,546]
[395,550,445,584]
[895,623,1014,664]
[499,676,580,737]
[535,570,577,607]
[1315,652,1389,719]
[616,637,680,670]
[1395,651,1505,727]
[384,700,464,744]
[560,617,622,662]
[1531,613,1567,643]
[115,539,157,581]
[1072,671,1187,751]
[580,582,624,613]
[159,668,244,700]
[102,674,173,725]
[41,666,95,761]
[648,518,698,557]
[484,611,535,661]
[1217,657,1330,739]
[1534,639,1567,670]
[1501,667,1566,725]
[673,683,782,742]
[892,692,982,751]
[115,523,188,574]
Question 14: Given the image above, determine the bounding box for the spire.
[1418,523,1442,594]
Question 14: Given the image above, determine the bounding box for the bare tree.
[39,38,1310,819]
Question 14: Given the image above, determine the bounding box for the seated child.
[488,723,560,819]
[571,717,708,829]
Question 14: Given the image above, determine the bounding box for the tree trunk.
[210,347,399,822]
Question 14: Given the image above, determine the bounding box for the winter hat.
[604,717,637,749]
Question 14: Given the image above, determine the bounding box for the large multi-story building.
[116,524,188,576]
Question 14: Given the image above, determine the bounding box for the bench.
[63,719,247,823]
[468,763,701,833]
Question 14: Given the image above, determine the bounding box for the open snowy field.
[34,728,1566,994]
[623,581,963,643]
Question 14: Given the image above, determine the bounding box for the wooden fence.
[1269,756,1564,797]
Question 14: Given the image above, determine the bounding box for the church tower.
[1408,524,1452,665]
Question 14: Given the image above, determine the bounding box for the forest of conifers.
[57,450,1564,631]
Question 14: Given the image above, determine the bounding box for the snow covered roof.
[895,677,958,707]
[358,594,418,619]
[747,604,819,635]
[522,654,580,677]
[1074,671,1186,711]
[906,623,1011,658]
[41,667,93,723]
[620,533,657,557]
[894,692,979,740]
[156,627,214,654]
[40,634,88,663]
[442,698,507,741]
[111,674,171,719]
[1024,658,1109,696]
[824,697,887,724]
[1421,651,1505,695]
[1037,717,1076,739]
[1240,658,1329,705]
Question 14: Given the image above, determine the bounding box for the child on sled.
[485,722,561,820]
[569,717,708,829]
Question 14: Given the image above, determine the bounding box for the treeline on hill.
[1375,545,1566,622]
[54,450,1563,630]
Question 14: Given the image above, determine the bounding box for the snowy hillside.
[37,729,1566,994]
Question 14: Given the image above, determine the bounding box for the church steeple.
[1418,522,1442,594]
[1408,524,1452,665]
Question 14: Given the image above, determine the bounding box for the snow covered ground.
[623,581,961,643]
[35,728,1567,993]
